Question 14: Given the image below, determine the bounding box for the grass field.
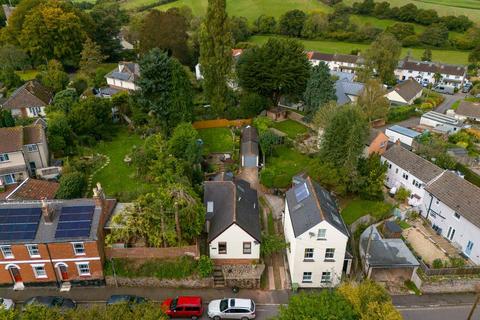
[197,127,234,154]
[340,199,393,225]
[250,35,469,65]
[271,119,308,139]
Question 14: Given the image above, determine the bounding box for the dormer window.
[26,144,38,152]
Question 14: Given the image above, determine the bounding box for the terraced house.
[0,125,49,186]
[307,51,363,74]
[0,186,114,291]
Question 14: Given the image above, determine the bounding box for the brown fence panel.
[192,119,252,129]
[105,245,199,260]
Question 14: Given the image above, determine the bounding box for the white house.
[283,175,350,288]
[385,78,423,105]
[204,178,261,263]
[2,80,52,118]
[382,144,444,207]
[448,101,480,122]
[307,51,363,74]
[195,49,243,81]
[420,111,463,135]
[105,62,140,91]
[423,171,480,265]
[395,58,467,88]
[385,125,421,147]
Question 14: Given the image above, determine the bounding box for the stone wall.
[421,277,480,293]
[221,264,265,289]
[105,276,214,288]
[105,245,199,260]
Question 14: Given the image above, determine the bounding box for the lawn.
[90,128,149,201]
[249,35,470,65]
[271,119,308,139]
[340,199,393,225]
[197,127,234,154]
[15,70,39,81]
[260,146,316,188]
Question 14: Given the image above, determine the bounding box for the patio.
[402,218,470,266]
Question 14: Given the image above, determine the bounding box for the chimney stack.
[93,182,105,208]
[41,198,54,224]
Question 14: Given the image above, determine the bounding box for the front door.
[29,162,36,176]
[59,265,68,281]
[9,267,22,283]
[447,227,456,241]
[465,241,474,256]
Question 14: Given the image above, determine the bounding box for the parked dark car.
[23,296,76,310]
[106,295,147,306]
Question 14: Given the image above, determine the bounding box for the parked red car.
[162,296,203,319]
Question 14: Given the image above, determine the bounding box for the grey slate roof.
[335,79,364,106]
[204,179,260,243]
[286,175,349,238]
[241,126,259,156]
[425,171,480,229]
[387,125,421,139]
[360,225,419,267]
[397,58,466,77]
[389,78,423,102]
[105,62,140,82]
[382,144,443,183]
[330,70,355,82]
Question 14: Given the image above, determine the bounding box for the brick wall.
[105,245,199,260]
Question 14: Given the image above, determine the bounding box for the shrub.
[387,105,418,123]
[432,258,443,269]
[197,255,214,278]
[261,233,288,257]
[55,171,86,199]
[420,102,433,111]
[450,257,466,268]
[395,187,411,203]
[105,257,197,279]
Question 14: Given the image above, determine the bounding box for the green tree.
[301,12,328,39]
[259,130,279,164]
[469,45,480,65]
[0,110,15,127]
[79,37,106,80]
[19,0,86,67]
[137,49,194,135]
[357,79,389,122]
[420,23,449,47]
[278,9,306,37]
[36,60,69,93]
[139,9,190,65]
[253,15,276,34]
[0,67,23,91]
[261,233,288,257]
[230,16,251,44]
[353,153,387,200]
[422,48,432,61]
[303,62,336,121]
[68,97,113,140]
[0,44,29,70]
[199,0,233,116]
[384,22,415,41]
[363,33,401,85]
[252,115,273,133]
[312,101,337,130]
[47,110,75,155]
[167,123,202,166]
[277,291,357,320]
[55,171,86,199]
[320,105,369,172]
[52,88,78,113]
[237,38,310,107]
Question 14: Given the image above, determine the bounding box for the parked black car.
[106,295,147,306]
[23,296,76,310]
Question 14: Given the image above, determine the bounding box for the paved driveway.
[435,92,466,114]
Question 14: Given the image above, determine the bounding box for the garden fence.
[192,118,252,129]
[419,260,480,276]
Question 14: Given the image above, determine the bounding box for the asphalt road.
[399,304,480,320]
[434,92,466,114]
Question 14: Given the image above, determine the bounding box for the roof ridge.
[232,182,237,223]
[306,177,325,221]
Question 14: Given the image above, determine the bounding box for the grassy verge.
[105,257,197,279]
[197,127,234,154]
[341,199,393,225]
[271,119,308,140]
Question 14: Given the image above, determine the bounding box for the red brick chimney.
[41,198,54,224]
[92,182,105,209]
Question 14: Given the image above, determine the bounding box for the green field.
[197,127,234,154]
[250,35,469,65]
[343,0,480,23]
[271,119,308,139]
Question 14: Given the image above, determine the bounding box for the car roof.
[230,298,252,308]
[177,296,201,305]
[107,295,134,302]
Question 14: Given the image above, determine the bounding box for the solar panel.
[54,206,95,239]
[294,183,310,202]
[0,207,41,241]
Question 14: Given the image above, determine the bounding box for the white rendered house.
[283,175,350,288]
[385,125,420,147]
[105,62,140,91]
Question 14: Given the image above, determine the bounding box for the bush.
[449,257,466,268]
[387,105,418,123]
[55,171,86,199]
[261,233,288,257]
[432,258,443,269]
[197,255,214,278]
[395,187,411,203]
[420,102,433,111]
[105,257,197,279]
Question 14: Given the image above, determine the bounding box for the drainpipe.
[45,243,60,289]
[426,193,434,220]
[36,143,45,168]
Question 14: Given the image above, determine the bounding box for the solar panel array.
[0,208,42,241]
[294,182,310,203]
[55,206,95,239]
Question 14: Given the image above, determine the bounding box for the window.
[0,153,9,162]
[76,262,90,276]
[321,272,332,283]
[28,107,42,116]
[302,272,312,283]
[72,242,85,255]
[218,242,227,254]
[325,248,335,260]
[26,244,40,257]
[1,174,15,185]
[412,179,421,188]
[0,246,13,259]
[395,168,399,174]
[454,212,461,220]
[304,248,314,260]
[402,173,409,180]
[243,242,252,254]
[26,144,38,152]
[32,264,47,278]
[317,229,327,240]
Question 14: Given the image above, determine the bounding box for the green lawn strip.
[249,35,469,65]
[271,119,308,140]
[260,145,316,189]
[90,128,148,201]
[340,199,393,225]
[398,220,411,230]
[104,256,197,279]
[197,127,234,154]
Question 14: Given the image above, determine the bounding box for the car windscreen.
[220,299,228,312]
[250,300,255,312]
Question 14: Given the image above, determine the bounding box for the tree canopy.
[362,33,401,85]
[303,62,336,121]
[357,79,389,122]
[237,38,310,107]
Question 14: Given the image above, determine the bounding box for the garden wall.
[420,277,480,294]
[192,119,252,129]
[105,245,199,260]
[419,260,480,276]
[105,276,214,288]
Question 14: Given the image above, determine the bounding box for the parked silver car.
[207,298,255,320]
